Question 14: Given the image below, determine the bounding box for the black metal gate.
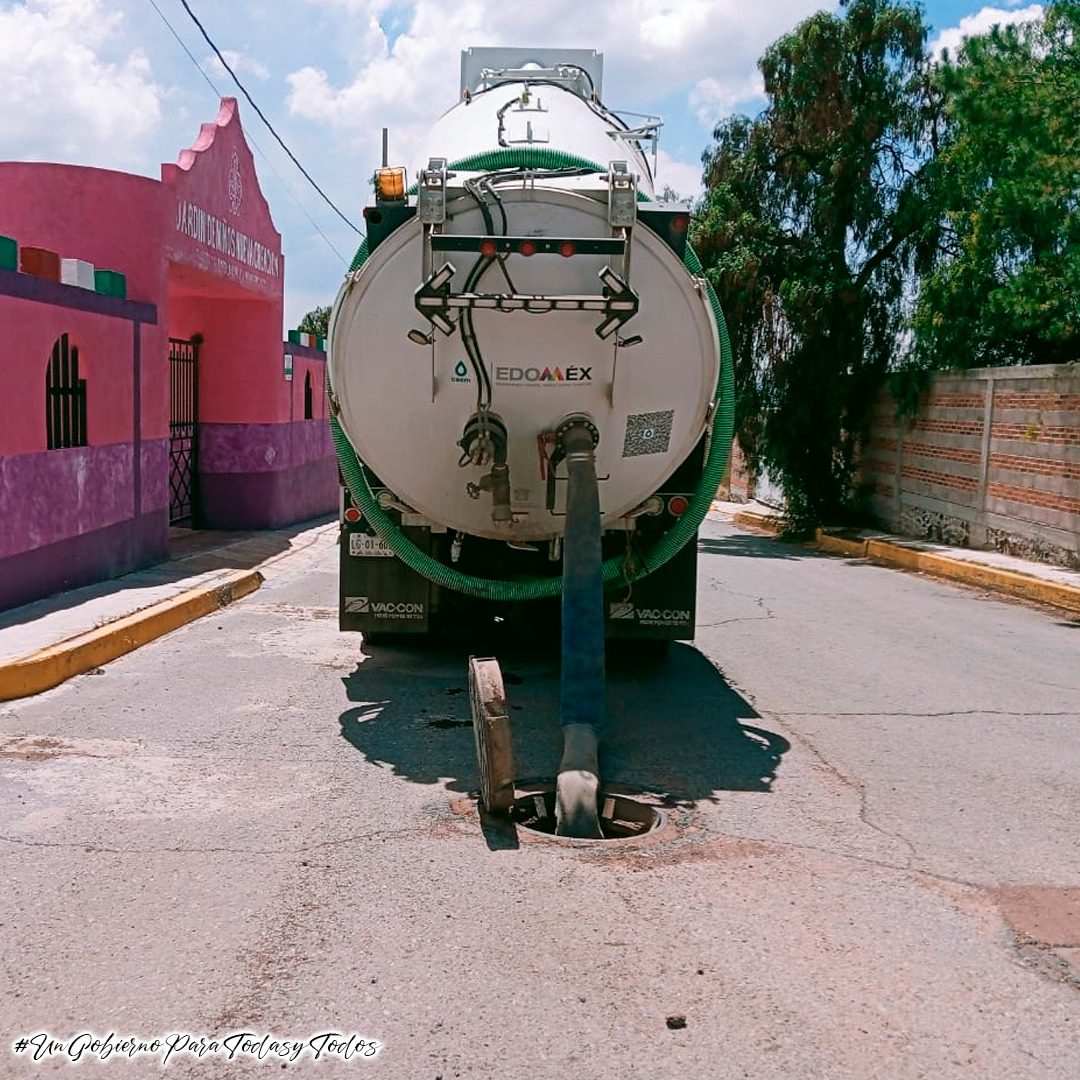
[169,337,199,524]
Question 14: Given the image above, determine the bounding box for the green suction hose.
[331,150,735,602]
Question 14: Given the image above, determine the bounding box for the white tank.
[329,48,719,542]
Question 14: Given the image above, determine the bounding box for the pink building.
[0,99,336,610]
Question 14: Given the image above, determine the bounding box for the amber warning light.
[375,167,406,201]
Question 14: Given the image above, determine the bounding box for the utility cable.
[146,0,349,263]
[175,0,362,236]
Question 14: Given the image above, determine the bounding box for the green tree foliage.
[913,2,1080,367]
[298,305,331,338]
[694,0,937,529]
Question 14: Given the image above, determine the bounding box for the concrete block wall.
[861,365,1080,569]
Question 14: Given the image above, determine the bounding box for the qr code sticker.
[622,410,674,457]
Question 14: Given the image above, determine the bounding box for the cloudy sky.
[0,0,1044,328]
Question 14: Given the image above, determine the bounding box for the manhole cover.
[510,784,664,840]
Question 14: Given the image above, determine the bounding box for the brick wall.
[720,439,755,502]
[861,365,1080,569]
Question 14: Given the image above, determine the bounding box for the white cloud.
[0,0,163,167]
[206,49,270,82]
[287,0,829,174]
[305,0,395,12]
[653,149,704,199]
[930,5,1043,59]
[689,73,765,128]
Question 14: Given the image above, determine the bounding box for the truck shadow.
[697,533,814,560]
[338,639,788,808]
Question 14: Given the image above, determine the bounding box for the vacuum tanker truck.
[328,47,733,838]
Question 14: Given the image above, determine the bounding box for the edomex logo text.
[494,365,592,385]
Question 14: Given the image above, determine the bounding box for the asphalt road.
[2,516,1078,1078]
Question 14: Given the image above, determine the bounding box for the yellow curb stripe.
[0,569,263,703]
[732,509,783,534]
[814,530,869,559]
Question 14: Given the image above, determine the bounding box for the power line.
[145,0,350,262]
[146,0,219,96]
[175,0,362,236]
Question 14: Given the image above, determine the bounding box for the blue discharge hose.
[559,422,606,730]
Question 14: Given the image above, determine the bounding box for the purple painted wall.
[200,418,333,473]
[198,419,337,529]
[0,429,171,609]
[0,441,168,559]
[141,439,171,515]
[0,432,171,612]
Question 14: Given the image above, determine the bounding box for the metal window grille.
[304,371,313,420]
[45,334,87,450]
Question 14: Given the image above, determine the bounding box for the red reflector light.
[344,506,362,523]
[667,495,689,517]
[559,241,575,258]
[519,240,537,257]
[672,215,689,232]
[480,239,498,258]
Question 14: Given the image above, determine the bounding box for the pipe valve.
[458,413,512,525]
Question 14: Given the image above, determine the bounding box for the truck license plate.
[349,533,395,558]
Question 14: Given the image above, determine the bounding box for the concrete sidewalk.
[0,517,336,701]
[713,499,1080,618]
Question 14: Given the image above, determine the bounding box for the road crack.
[696,615,776,628]
[783,724,920,869]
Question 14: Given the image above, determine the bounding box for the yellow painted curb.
[814,530,869,559]
[0,569,264,703]
[732,509,783,534]
[863,539,1080,616]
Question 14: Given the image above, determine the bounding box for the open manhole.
[509,784,664,840]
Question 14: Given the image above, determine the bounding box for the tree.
[693,0,937,529]
[298,305,331,338]
[912,2,1080,368]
